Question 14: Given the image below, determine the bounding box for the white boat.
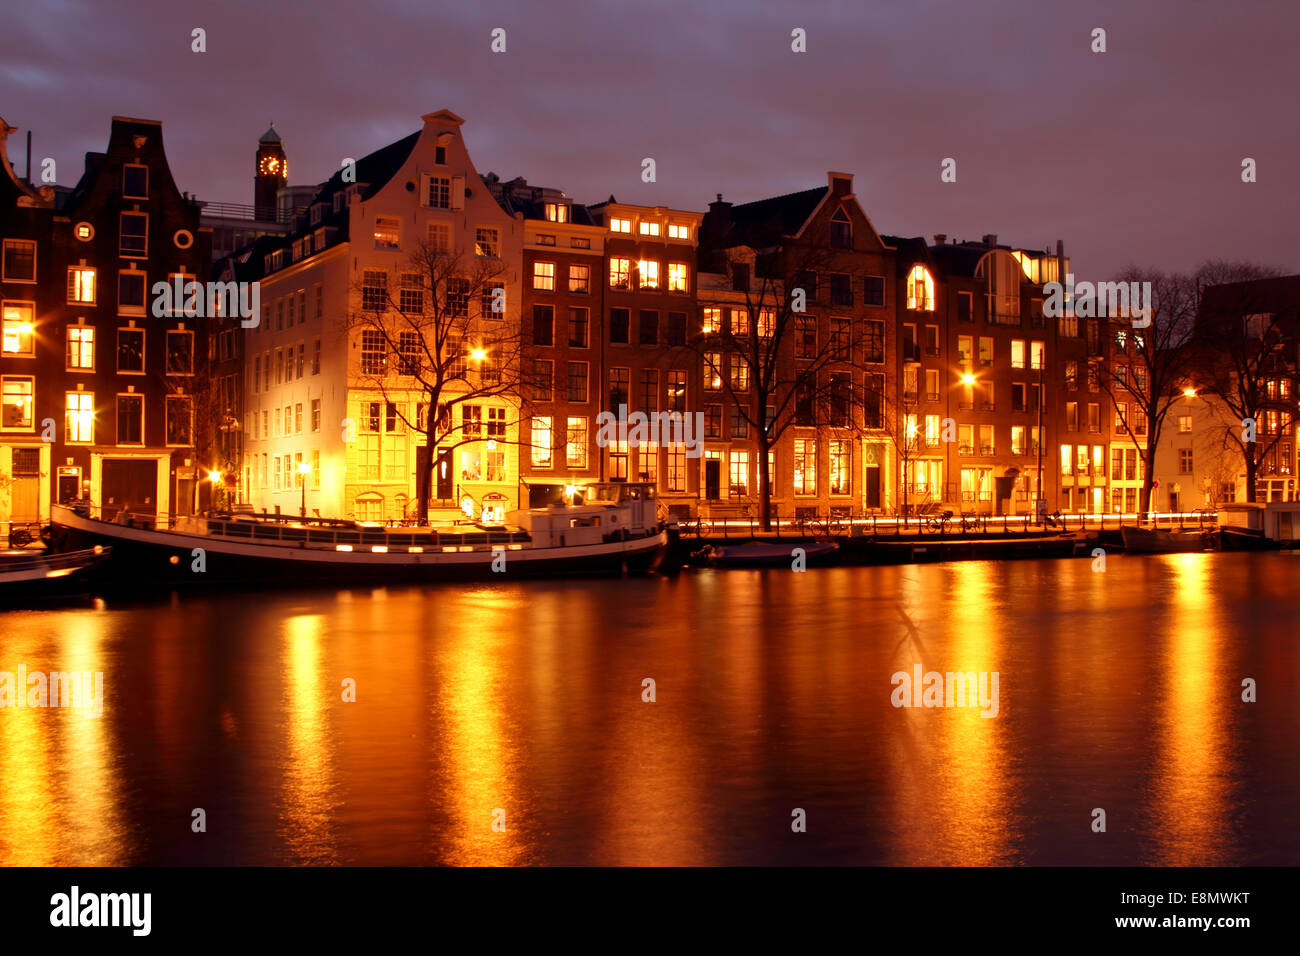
[48,483,667,587]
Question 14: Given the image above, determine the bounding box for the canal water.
[0,553,1296,866]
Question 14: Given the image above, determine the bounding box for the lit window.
[639,220,660,236]
[906,264,934,311]
[794,439,816,495]
[668,263,687,293]
[566,417,588,468]
[63,267,95,305]
[704,352,722,390]
[569,264,590,294]
[533,261,555,291]
[374,216,401,249]
[74,222,94,242]
[610,218,631,233]
[65,391,94,443]
[67,326,94,369]
[544,202,569,223]
[667,223,689,240]
[637,260,660,290]
[531,416,553,467]
[2,376,34,429]
[609,257,631,289]
[2,303,35,355]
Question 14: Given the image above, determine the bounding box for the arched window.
[830,207,852,249]
[977,250,1022,325]
[906,264,934,311]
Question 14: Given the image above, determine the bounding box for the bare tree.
[1093,268,1199,514]
[1191,261,1295,503]
[689,243,876,530]
[345,242,537,520]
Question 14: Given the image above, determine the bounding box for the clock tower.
[254,124,286,222]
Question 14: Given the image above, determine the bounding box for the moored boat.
[705,540,840,567]
[0,546,112,602]
[48,483,668,587]
[1217,525,1282,551]
[1120,525,1212,553]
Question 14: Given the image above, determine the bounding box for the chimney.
[933,234,946,245]
[983,234,998,247]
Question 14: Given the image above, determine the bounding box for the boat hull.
[49,506,667,588]
[0,547,112,604]
[1120,526,1211,553]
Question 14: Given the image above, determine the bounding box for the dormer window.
[610,218,631,234]
[830,207,851,249]
[333,193,344,214]
[638,220,660,237]
[668,223,689,240]
[544,202,569,223]
[310,205,322,225]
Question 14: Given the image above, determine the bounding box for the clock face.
[260,156,284,176]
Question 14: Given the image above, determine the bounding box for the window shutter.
[451,176,465,210]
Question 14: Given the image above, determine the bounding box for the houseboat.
[0,547,112,603]
[47,483,667,587]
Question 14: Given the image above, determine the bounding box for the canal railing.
[67,506,530,553]
[679,510,1221,539]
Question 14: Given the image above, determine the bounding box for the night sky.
[2,0,1296,278]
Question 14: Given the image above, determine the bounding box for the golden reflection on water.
[886,562,1015,865]
[1148,553,1230,865]
[277,613,339,864]
[0,612,122,865]
[435,589,528,865]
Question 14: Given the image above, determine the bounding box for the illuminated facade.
[485,175,607,494]
[0,115,210,534]
[240,110,523,522]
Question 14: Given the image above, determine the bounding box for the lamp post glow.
[1183,388,1196,399]
[298,461,312,517]
[960,373,975,386]
[470,347,487,362]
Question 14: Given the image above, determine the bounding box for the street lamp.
[960,373,976,386]
[1183,388,1197,399]
[298,461,311,517]
[470,347,487,361]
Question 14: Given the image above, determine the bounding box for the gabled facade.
[1,115,210,533]
[241,109,524,522]
[698,173,895,520]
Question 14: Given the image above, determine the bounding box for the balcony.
[978,357,993,367]
[925,391,940,403]
[903,346,921,363]
[958,401,974,411]
[980,402,996,412]
[958,444,974,456]
[980,445,995,457]
[903,391,919,405]
[925,346,941,356]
